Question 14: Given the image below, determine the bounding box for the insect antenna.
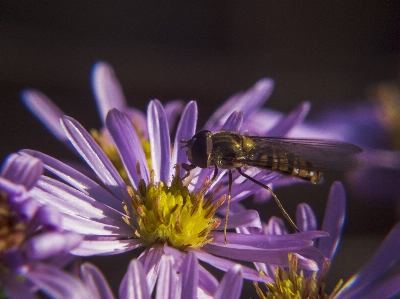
[236,167,300,233]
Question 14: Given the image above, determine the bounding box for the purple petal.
[296,203,317,232]
[220,111,243,132]
[203,243,319,270]
[318,181,345,262]
[210,230,326,248]
[215,210,261,230]
[80,263,115,299]
[195,250,273,282]
[266,217,288,235]
[106,109,150,186]
[61,116,131,204]
[1,274,36,299]
[147,100,171,182]
[25,205,62,234]
[170,101,198,176]
[91,61,127,123]
[213,265,243,299]
[21,150,123,212]
[204,78,274,130]
[198,264,219,296]
[21,89,68,143]
[137,245,164,292]
[181,251,198,299]
[1,154,43,190]
[33,176,129,233]
[26,264,89,299]
[164,100,185,132]
[266,102,310,136]
[119,259,150,299]
[23,231,83,260]
[156,255,178,299]
[71,238,143,256]
[352,273,400,299]
[336,222,400,299]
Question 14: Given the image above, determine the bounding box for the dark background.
[1,1,399,297]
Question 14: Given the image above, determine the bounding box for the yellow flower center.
[254,253,343,299]
[123,165,223,250]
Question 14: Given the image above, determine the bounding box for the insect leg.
[224,169,232,244]
[236,167,300,233]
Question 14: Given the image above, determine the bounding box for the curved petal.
[296,203,317,232]
[1,154,43,190]
[91,61,127,123]
[80,263,115,299]
[106,109,150,186]
[215,210,261,230]
[156,255,179,299]
[266,101,310,137]
[181,251,198,299]
[213,265,243,299]
[220,111,243,132]
[164,100,185,132]
[147,100,171,182]
[318,181,345,262]
[336,222,400,299]
[170,101,198,177]
[204,78,274,130]
[72,238,142,256]
[21,150,123,212]
[21,89,68,143]
[61,116,131,205]
[119,259,150,299]
[26,264,89,299]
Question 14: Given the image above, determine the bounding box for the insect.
[181,130,362,242]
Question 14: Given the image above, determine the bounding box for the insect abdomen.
[247,154,323,184]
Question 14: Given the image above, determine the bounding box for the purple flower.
[0,154,82,298]
[254,182,400,298]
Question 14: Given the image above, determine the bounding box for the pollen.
[123,165,223,250]
[253,253,341,299]
[0,192,25,253]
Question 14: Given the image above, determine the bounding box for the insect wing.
[244,136,362,172]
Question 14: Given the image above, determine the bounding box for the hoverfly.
[181,130,362,242]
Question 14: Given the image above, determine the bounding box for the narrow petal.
[215,210,262,230]
[61,116,132,204]
[137,245,164,292]
[220,111,243,132]
[170,101,198,176]
[21,150,123,212]
[26,264,89,299]
[92,61,127,123]
[80,263,115,299]
[147,100,171,182]
[23,231,83,260]
[318,181,345,262]
[119,259,150,299]
[195,250,273,282]
[213,265,243,299]
[106,109,150,186]
[21,89,68,143]
[267,101,310,136]
[72,238,143,256]
[1,154,43,190]
[296,203,317,232]
[337,222,400,299]
[156,255,178,299]
[202,243,319,271]
[181,251,198,299]
[204,78,274,130]
[353,273,400,299]
[164,100,185,132]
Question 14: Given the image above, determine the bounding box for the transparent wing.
[243,136,362,171]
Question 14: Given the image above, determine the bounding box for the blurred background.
[1,1,399,297]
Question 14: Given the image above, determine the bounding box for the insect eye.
[189,130,212,168]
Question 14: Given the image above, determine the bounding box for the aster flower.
[0,154,83,298]
[22,102,327,295]
[253,182,400,298]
